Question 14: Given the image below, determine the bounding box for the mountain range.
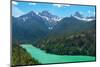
[12,10,96,43]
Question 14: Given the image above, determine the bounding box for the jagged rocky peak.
[39,10,58,19]
[74,12,84,18]
[25,11,38,17]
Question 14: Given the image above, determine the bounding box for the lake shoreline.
[20,44,96,64]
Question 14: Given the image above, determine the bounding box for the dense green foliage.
[36,30,96,56]
[12,44,40,66]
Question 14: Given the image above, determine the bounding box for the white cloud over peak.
[29,3,36,5]
[88,10,95,16]
[53,4,62,8]
[53,4,71,8]
[12,1,18,5]
[64,4,71,7]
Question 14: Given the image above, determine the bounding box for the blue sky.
[12,1,96,18]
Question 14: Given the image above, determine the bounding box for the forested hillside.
[35,30,96,56]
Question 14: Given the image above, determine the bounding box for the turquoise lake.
[20,44,96,64]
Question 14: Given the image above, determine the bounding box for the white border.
[0,0,10,67]
[18,0,96,5]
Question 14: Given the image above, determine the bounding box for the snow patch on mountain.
[74,16,94,22]
[22,17,28,22]
[48,27,53,30]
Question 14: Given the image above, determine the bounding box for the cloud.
[53,4,71,8]
[12,1,18,5]
[88,10,95,15]
[29,3,36,5]
[12,5,24,17]
[53,4,62,8]
[77,11,83,15]
[64,4,71,7]
[88,10,91,14]
[92,12,95,15]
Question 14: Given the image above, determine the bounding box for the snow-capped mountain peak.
[38,11,61,26]
[17,10,62,30]
[73,12,95,22]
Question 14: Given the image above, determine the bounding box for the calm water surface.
[20,44,96,64]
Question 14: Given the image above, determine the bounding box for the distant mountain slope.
[12,11,49,43]
[53,16,96,35]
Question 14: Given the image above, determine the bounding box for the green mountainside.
[12,43,40,66]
